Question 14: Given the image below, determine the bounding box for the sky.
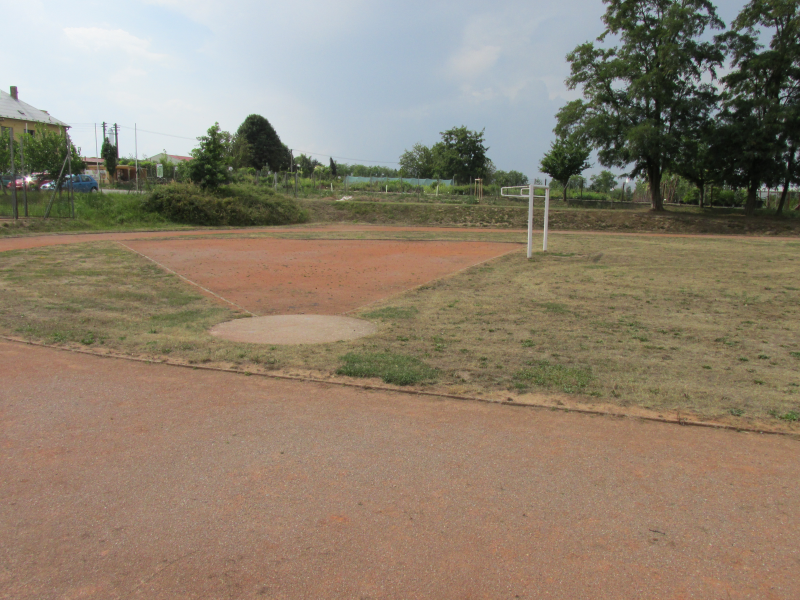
[1,0,751,180]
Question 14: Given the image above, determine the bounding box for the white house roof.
[0,89,68,128]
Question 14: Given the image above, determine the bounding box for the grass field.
[1,231,798,429]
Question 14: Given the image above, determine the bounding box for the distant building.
[0,86,68,139]
[144,152,193,165]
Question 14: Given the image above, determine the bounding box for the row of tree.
[540,0,799,215]
[398,126,528,186]
[1,128,84,182]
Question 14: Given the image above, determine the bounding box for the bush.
[143,182,309,226]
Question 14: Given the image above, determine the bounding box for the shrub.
[143,182,308,226]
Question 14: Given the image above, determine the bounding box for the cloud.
[449,45,503,79]
[63,27,168,62]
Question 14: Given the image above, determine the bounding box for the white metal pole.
[527,183,534,258]
[135,124,139,193]
[543,187,550,252]
[94,123,101,193]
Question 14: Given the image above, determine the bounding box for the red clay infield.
[122,238,518,315]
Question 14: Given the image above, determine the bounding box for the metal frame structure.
[501,184,550,258]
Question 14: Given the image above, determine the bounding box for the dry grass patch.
[1,234,799,428]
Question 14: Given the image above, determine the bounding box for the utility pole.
[19,131,28,217]
[102,122,107,145]
[114,123,119,159]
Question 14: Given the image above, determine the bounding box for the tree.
[493,170,529,187]
[557,0,725,211]
[399,143,436,178]
[589,170,618,193]
[329,158,337,177]
[189,123,230,190]
[431,126,490,182]
[716,0,800,215]
[101,137,118,182]
[236,114,287,172]
[540,137,592,201]
[294,154,321,177]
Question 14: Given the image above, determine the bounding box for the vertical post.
[9,131,17,219]
[527,183,533,259]
[135,124,139,193]
[94,123,102,193]
[114,123,119,159]
[543,186,550,252]
[20,131,28,217]
[67,133,74,218]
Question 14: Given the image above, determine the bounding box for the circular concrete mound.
[209,315,377,345]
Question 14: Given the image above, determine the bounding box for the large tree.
[236,114,287,172]
[399,143,436,178]
[556,0,725,211]
[431,126,490,183]
[540,137,592,201]
[189,123,230,190]
[716,0,800,215]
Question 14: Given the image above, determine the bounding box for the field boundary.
[2,334,795,439]
[116,241,258,317]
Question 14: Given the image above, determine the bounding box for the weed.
[521,339,535,348]
[702,365,712,370]
[729,408,745,417]
[336,352,437,386]
[790,352,800,359]
[758,354,770,360]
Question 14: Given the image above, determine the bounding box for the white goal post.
[500,184,550,258]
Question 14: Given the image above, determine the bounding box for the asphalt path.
[1,340,798,599]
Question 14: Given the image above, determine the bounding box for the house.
[144,152,193,165]
[81,157,145,184]
[0,86,68,140]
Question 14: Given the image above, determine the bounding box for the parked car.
[68,174,99,193]
[40,175,99,193]
[39,179,56,190]
[5,176,36,190]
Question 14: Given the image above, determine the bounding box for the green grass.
[336,352,438,385]
[513,361,593,394]
[361,306,419,320]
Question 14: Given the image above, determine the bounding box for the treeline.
[0,128,84,180]
[540,0,799,215]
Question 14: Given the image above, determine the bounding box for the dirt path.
[2,223,799,254]
[2,340,798,599]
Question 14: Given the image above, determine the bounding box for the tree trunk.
[648,166,664,211]
[562,181,568,203]
[776,146,795,216]
[744,180,759,216]
[698,184,705,208]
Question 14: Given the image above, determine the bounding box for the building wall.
[0,117,63,139]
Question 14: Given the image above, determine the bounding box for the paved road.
[1,340,798,599]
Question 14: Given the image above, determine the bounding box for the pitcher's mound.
[210,315,377,345]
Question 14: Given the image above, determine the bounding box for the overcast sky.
[2,0,750,179]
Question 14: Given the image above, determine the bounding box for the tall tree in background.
[236,114,287,172]
[716,0,799,215]
[329,158,337,177]
[540,137,592,201]
[432,126,490,183]
[101,137,118,182]
[557,0,725,211]
[399,143,436,178]
[589,170,618,193]
[189,123,229,190]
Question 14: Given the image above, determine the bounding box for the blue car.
[68,174,99,193]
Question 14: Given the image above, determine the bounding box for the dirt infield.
[210,315,378,344]
[3,340,799,599]
[121,237,518,315]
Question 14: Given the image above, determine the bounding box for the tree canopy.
[189,123,230,190]
[540,137,592,201]
[399,126,491,182]
[556,0,725,211]
[236,114,288,172]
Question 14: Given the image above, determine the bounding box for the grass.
[1,231,799,427]
[336,352,438,385]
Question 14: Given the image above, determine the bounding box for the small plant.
[790,352,800,359]
[753,379,765,385]
[80,332,95,345]
[702,365,712,370]
[770,410,799,422]
[758,354,770,360]
[738,357,749,362]
[521,339,535,347]
[729,408,744,417]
